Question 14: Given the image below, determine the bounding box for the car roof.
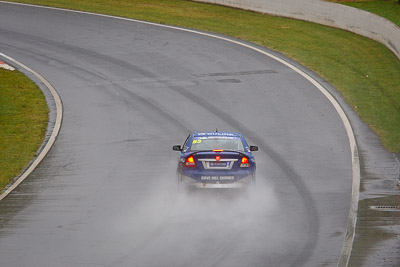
[193,132,241,138]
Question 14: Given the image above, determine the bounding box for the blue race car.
[172,132,258,188]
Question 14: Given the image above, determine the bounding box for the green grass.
[335,0,400,27]
[4,0,400,153]
[0,69,48,190]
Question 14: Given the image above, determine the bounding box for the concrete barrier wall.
[195,0,400,60]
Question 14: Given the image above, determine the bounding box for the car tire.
[251,174,256,185]
[177,174,184,191]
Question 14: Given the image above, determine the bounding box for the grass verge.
[4,0,400,153]
[0,69,48,190]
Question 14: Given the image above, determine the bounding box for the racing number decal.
[192,139,202,144]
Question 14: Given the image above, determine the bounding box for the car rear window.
[189,136,245,152]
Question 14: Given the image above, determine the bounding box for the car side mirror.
[173,145,182,151]
[250,146,258,152]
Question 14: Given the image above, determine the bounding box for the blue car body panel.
[174,132,257,188]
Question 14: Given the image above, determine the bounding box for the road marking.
[0,53,63,201]
[0,2,360,265]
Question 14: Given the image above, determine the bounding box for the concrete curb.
[0,60,15,71]
[0,53,63,201]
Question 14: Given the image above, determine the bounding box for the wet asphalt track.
[0,3,353,266]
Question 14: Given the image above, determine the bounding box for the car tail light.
[213,149,224,152]
[185,156,196,167]
[216,156,221,161]
[240,156,250,167]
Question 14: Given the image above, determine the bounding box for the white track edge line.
[0,2,360,265]
[0,52,63,201]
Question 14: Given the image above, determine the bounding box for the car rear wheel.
[251,174,256,185]
[177,174,184,191]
